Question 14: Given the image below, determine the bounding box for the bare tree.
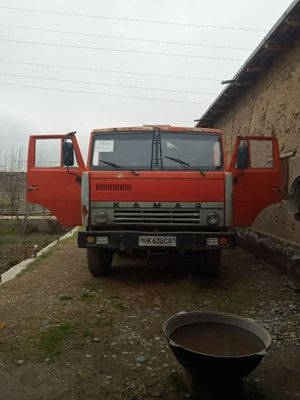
[0,147,26,218]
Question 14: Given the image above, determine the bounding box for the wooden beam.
[232,81,250,87]
[264,42,289,52]
[246,65,266,73]
[280,150,297,159]
[221,79,235,85]
[196,120,213,127]
[195,118,212,123]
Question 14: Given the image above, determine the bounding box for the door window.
[35,139,62,168]
[236,139,274,170]
[249,140,273,168]
[34,138,78,168]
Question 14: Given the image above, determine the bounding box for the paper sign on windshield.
[95,140,114,152]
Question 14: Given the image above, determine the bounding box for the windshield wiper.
[98,159,139,176]
[164,156,206,177]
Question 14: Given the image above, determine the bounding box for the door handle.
[27,185,39,192]
[271,186,280,192]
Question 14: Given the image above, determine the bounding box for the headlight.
[95,210,108,224]
[207,211,219,225]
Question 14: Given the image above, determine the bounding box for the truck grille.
[113,209,201,225]
[96,183,132,191]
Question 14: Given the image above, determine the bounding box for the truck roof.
[91,125,223,134]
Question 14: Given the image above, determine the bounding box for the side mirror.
[236,143,249,169]
[63,141,74,167]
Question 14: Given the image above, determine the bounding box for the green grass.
[38,323,75,356]
[109,295,127,310]
[82,329,94,338]
[0,221,19,235]
[80,292,95,301]
[113,301,127,310]
[96,317,113,328]
[167,370,186,392]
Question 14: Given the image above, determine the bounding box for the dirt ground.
[0,234,59,275]
[0,236,299,400]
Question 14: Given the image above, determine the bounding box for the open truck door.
[27,133,85,226]
[229,136,281,227]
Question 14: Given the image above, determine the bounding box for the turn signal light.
[86,236,96,244]
[219,237,228,246]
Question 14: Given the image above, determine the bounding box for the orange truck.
[27,125,282,276]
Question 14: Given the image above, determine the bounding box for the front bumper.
[77,230,236,251]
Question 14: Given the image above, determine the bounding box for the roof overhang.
[195,0,300,128]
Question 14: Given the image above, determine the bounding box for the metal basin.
[163,311,271,393]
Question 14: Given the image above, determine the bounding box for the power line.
[0,72,217,95]
[0,6,267,33]
[0,38,244,61]
[0,81,210,105]
[0,59,223,82]
[0,23,252,51]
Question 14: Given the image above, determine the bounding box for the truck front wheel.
[87,248,113,277]
[202,250,221,277]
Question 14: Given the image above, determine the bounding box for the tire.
[87,248,113,277]
[202,250,221,277]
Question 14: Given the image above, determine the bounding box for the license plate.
[138,236,177,247]
[206,238,219,246]
[96,236,109,245]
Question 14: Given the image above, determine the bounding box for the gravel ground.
[0,236,299,400]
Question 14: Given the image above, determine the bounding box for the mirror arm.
[63,138,81,181]
[65,160,81,181]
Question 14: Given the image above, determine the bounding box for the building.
[195,0,300,247]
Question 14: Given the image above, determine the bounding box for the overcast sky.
[0,0,295,160]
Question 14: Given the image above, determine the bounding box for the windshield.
[91,131,223,171]
[91,132,153,170]
[161,133,222,170]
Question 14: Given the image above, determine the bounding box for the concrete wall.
[212,36,300,245]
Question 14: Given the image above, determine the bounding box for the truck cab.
[27,126,282,277]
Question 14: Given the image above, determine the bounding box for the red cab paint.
[26,126,282,277]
